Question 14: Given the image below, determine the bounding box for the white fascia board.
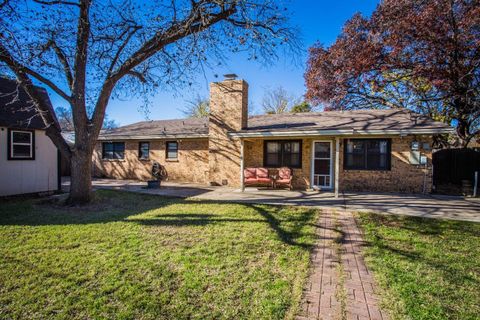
[97,133,209,140]
[227,127,454,138]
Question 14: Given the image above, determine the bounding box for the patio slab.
[344,192,480,222]
[62,178,480,222]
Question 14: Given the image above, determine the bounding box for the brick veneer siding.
[244,135,433,193]
[208,79,248,187]
[244,138,313,189]
[92,139,209,183]
[339,135,433,193]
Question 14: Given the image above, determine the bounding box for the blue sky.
[53,1,379,126]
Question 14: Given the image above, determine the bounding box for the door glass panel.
[315,142,330,159]
[314,159,330,175]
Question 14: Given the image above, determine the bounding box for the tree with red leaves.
[305,0,480,147]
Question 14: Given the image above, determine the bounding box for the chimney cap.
[223,73,238,80]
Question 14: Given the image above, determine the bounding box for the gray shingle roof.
[100,117,209,139]
[246,109,450,132]
[99,109,452,140]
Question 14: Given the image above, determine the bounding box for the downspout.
[335,137,340,198]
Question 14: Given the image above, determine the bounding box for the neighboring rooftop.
[0,77,55,130]
[99,109,453,140]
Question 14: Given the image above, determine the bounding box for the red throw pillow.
[244,168,256,179]
[279,167,291,179]
[256,168,269,178]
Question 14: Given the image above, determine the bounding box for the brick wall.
[340,135,433,193]
[208,79,248,187]
[244,138,313,189]
[244,135,433,193]
[92,139,209,183]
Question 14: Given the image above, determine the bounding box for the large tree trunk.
[68,150,93,204]
[456,118,472,148]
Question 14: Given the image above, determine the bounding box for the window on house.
[102,142,125,160]
[138,142,150,160]
[166,141,178,159]
[264,140,302,168]
[344,139,391,170]
[9,129,34,160]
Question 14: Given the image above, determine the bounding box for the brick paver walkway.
[297,210,388,320]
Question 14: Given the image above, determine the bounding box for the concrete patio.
[62,178,480,222]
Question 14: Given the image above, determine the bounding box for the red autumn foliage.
[305,0,480,146]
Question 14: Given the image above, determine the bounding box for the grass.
[358,213,480,320]
[0,190,319,320]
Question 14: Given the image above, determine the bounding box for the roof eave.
[228,127,454,138]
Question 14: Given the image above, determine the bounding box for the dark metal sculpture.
[148,162,167,188]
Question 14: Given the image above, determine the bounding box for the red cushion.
[256,168,269,178]
[276,179,291,184]
[278,167,291,179]
[256,177,272,183]
[244,168,256,179]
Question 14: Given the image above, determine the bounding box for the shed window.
[344,139,391,170]
[102,142,125,160]
[264,140,302,168]
[166,141,178,159]
[138,142,150,160]
[9,129,34,160]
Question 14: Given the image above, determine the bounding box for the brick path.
[297,210,388,320]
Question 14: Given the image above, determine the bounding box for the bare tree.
[262,86,300,114]
[180,95,209,118]
[0,0,298,203]
[56,106,118,131]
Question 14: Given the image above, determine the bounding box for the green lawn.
[0,190,319,320]
[358,213,480,320]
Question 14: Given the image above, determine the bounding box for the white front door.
[312,141,333,189]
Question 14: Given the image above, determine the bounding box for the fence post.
[474,171,478,197]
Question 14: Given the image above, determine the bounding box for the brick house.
[93,77,453,195]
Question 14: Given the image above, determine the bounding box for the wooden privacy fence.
[433,148,480,195]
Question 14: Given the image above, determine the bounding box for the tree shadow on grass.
[130,204,317,249]
[363,213,480,241]
[0,190,175,226]
[361,214,480,292]
[0,190,318,249]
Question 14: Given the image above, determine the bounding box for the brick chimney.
[208,75,249,186]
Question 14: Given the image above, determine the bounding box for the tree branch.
[90,2,237,138]
[47,39,74,89]
[114,3,237,78]
[71,0,91,138]
[32,0,79,6]
[106,25,142,77]
[0,43,72,102]
[0,44,72,158]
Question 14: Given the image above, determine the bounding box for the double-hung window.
[102,142,125,160]
[264,140,302,168]
[9,129,34,160]
[166,141,178,160]
[138,142,150,160]
[344,139,391,170]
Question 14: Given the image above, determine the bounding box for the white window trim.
[10,130,33,159]
[166,141,178,160]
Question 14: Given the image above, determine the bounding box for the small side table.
[270,174,277,189]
